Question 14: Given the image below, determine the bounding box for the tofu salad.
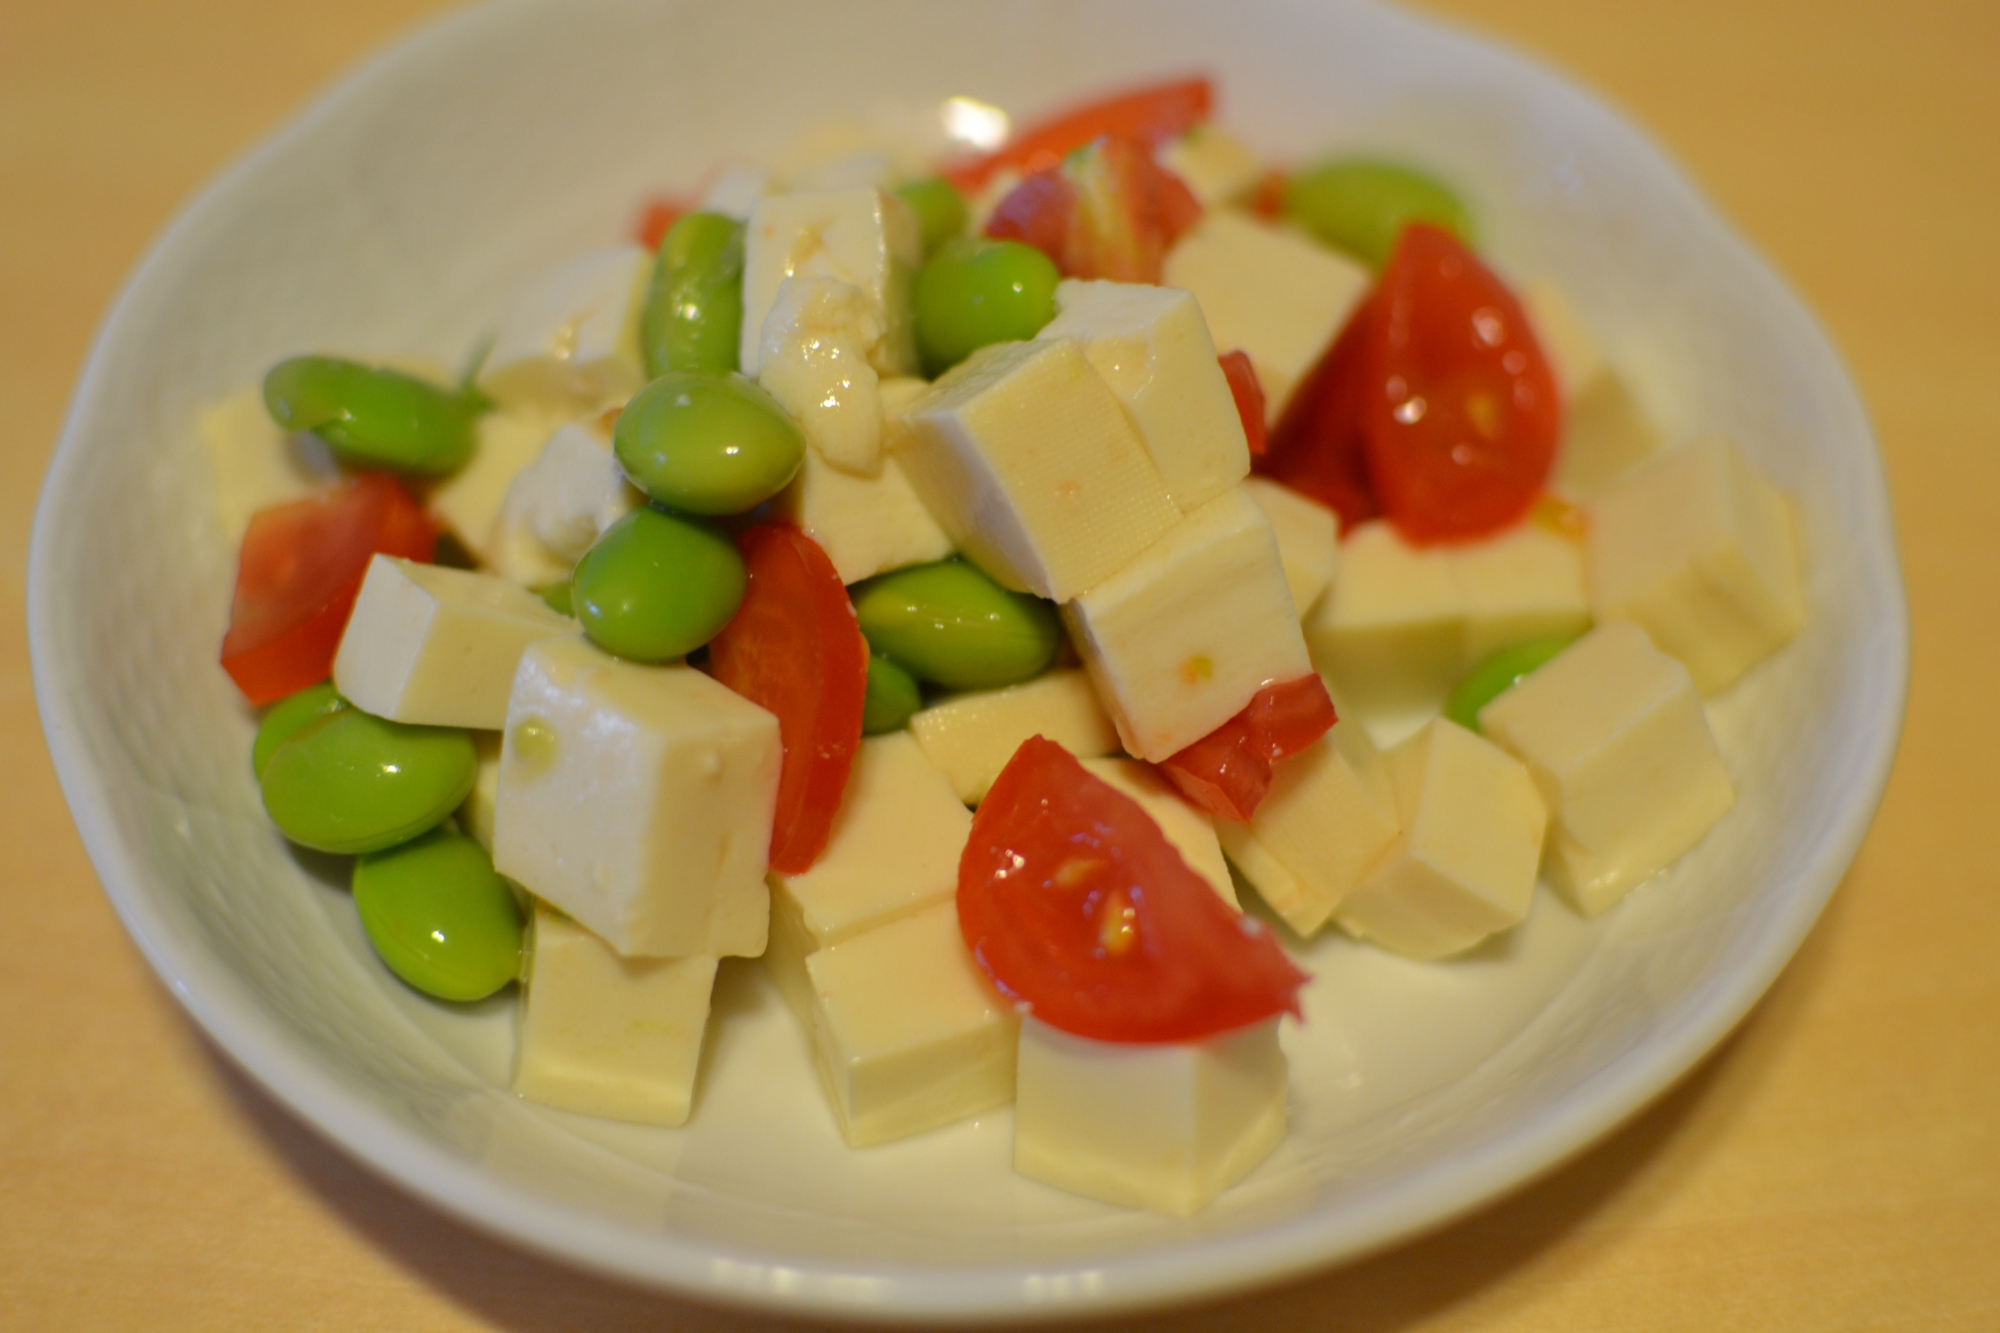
[208,77,1807,1216]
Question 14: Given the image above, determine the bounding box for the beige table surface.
[4,1,1996,1328]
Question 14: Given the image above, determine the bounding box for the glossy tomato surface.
[1218,349,1267,456]
[1254,290,1383,532]
[984,134,1200,284]
[959,735,1308,1043]
[1158,674,1336,821]
[943,76,1211,194]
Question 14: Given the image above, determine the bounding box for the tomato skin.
[958,736,1308,1043]
[943,76,1213,195]
[1218,349,1266,456]
[632,195,691,251]
[220,474,435,706]
[706,525,868,875]
[983,135,1200,284]
[1363,223,1560,543]
[1158,675,1336,822]
[1254,290,1383,533]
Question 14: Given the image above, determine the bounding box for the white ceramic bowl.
[30,0,1906,1321]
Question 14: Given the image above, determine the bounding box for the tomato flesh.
[632,194,691,251]
[707,525,868,875]
[983,135,1200,284]
[943,76,1212,195]
[1254,290,1383,532]
[958,736,1308,1043]
[1218,349,1266,456]
[1158,675,1336,821]
[220,474,435,706]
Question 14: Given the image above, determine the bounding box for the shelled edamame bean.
[852,559,1061,691]
[642,211,745,377]
[570,506,746,662]
[263,355,480,475]
[259,708,478,854]
[861,652,923,735]
[613,371,805,515]
[352,829,524,1002]
[1283,159,1473,270]
[253,681,349,779]
[912,237,1060,376]
[894,177,969,257]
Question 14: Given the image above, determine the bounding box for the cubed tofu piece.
[1065,488,1310,761]
[908,668,1121,804]
[458,730,503,853]
[1305,518,1463,720]
[1038,280,1250,511]
[1217,722,1401,936]
[771,448,953,585]
[756,274,885,475]
[739,187,921,378]
[478,247,650,413]
[1522,279,1661,498]
[487,421,643,588]
[698,166,770,220]
[1157,126,1264,208]
[765,733,972,1023]
[1587,437,1806,694]
[201,386,343,545]
[427,407,566,566]
[1013,1015,1288,1216]
[803,900,1017,1147]
[1337,718,1546,959]
[1081,758,1237,908]
[492,638,778,958]
[899,338,1181,601]
[1479,621,1734,916]
[1452,523,1590,663]
[1241,476,1339,618]
[1163,211,1370,418]
[511,903,718,1127]
[333,556,573,729]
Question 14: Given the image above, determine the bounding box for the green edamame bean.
[862,652,923,735]
[352,829,523,1002]
[260,708,478,854]
[641,211,746,377]
[894,177,969,257]
[852,559,1060,690]
[913,237,1060,377]
[613,371,805,515]
[1283,159,1474,270]
[1444,634,1579,732]
[252,681,349,779]
[263,355,478,476]
[571,506,746,662]
[536,580,574,618]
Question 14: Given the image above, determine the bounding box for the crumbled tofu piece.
[908,668,1122,804]
[1480,621,1734,915]
[512,903,718,1127]
[1587,437,1806,694]
[1158,126,1264,208]
[478,246,651,413]
[201,386,343,544]
[487,422,642,588]
[332,556,573,729]
[739,187,922,378]
[756,274,885,475]
[1453,523,1590,662]
[1522,280,1660,497]
[1081,758,1238,909]
[1163,211,1370,418]
[698,166,770,220]
[765,733,971,1023]
[1241,477,1339,618]
[1038,280,1250,511]
[803,900,1017,1147]
[1337,718,1547,959]
[771,449,953,585]
[428,407,566,566]
[1217,722,1401,936]
[492,637,778,958]
[899,338,1181,601]
[1013,1015,1288,1217]
[1306,518,1463,720]
[459,730,502,853]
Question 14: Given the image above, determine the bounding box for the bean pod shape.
[263,356,479,475]
[613,372,805,515]
[1445,634,1578,732]
[641,211,745,377]
[1283,159,1473,271]
[352,830,523,1002]
[852,559,1060,691]
[252,680,349,778]
[912,237,1060,376]
[861,652,923,735]
[571,507,746,662]
[260,708,478,854]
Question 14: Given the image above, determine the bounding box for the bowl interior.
[30,0,1905,1318]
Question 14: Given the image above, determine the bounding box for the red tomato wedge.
[632,194,691,250]
[1218,349,1266,456]
[942,76,1213,195]
[1158,675,1337,822]
[959,736,1308,1043]
[707,525,868,875]
[1254,289,1383,533]
[1363,223,1560,543]
[220,474,435,706]
[984,135,1200,284]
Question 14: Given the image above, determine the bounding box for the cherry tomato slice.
[220,473,435,706]
[959,735,1308,1043]
[983,135,1200,284]
[707,525,868,875]
[1254,289,1383,533]
[632,194,691,251]
[1158,675,1336,821]
[943,76,1213,195]
[1218,349,1267,455]
[1362,223,1560,543]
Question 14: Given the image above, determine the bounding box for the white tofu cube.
[1452,523,1590,663]
[512,903,718,1127]
[1157,126,1264,208]
[478,246,650,413]
[1479,621,1735,915]
[1163,211,1370,418]
[427,407,565,567]
[200,386,342,545]
[333,556,573,729]
[756,274,885,475]
[1522,278,1661,499]
[908,668,1121,804]
[771,449,952,586]
[803,900,1017,1147]
[1013,1015,1288,1216]
[899,339,1181,601]
[1038,280,1250,511]
[458,730,502,853]
[492,638,779,958]
[1065,488,1310,761]
[487,422,643,588]
[1081,758,1238,909]
[1338,718,1547,959]
[765,733,972,1023]
[698,166,769,220]
[1305,518,1463,721]
[739,187,922,378]
[1241,476,1339,618]
[1217,722,1401,937]
[1587,437,1806,694]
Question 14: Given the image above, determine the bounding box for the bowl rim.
[28,0,1910,1320]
